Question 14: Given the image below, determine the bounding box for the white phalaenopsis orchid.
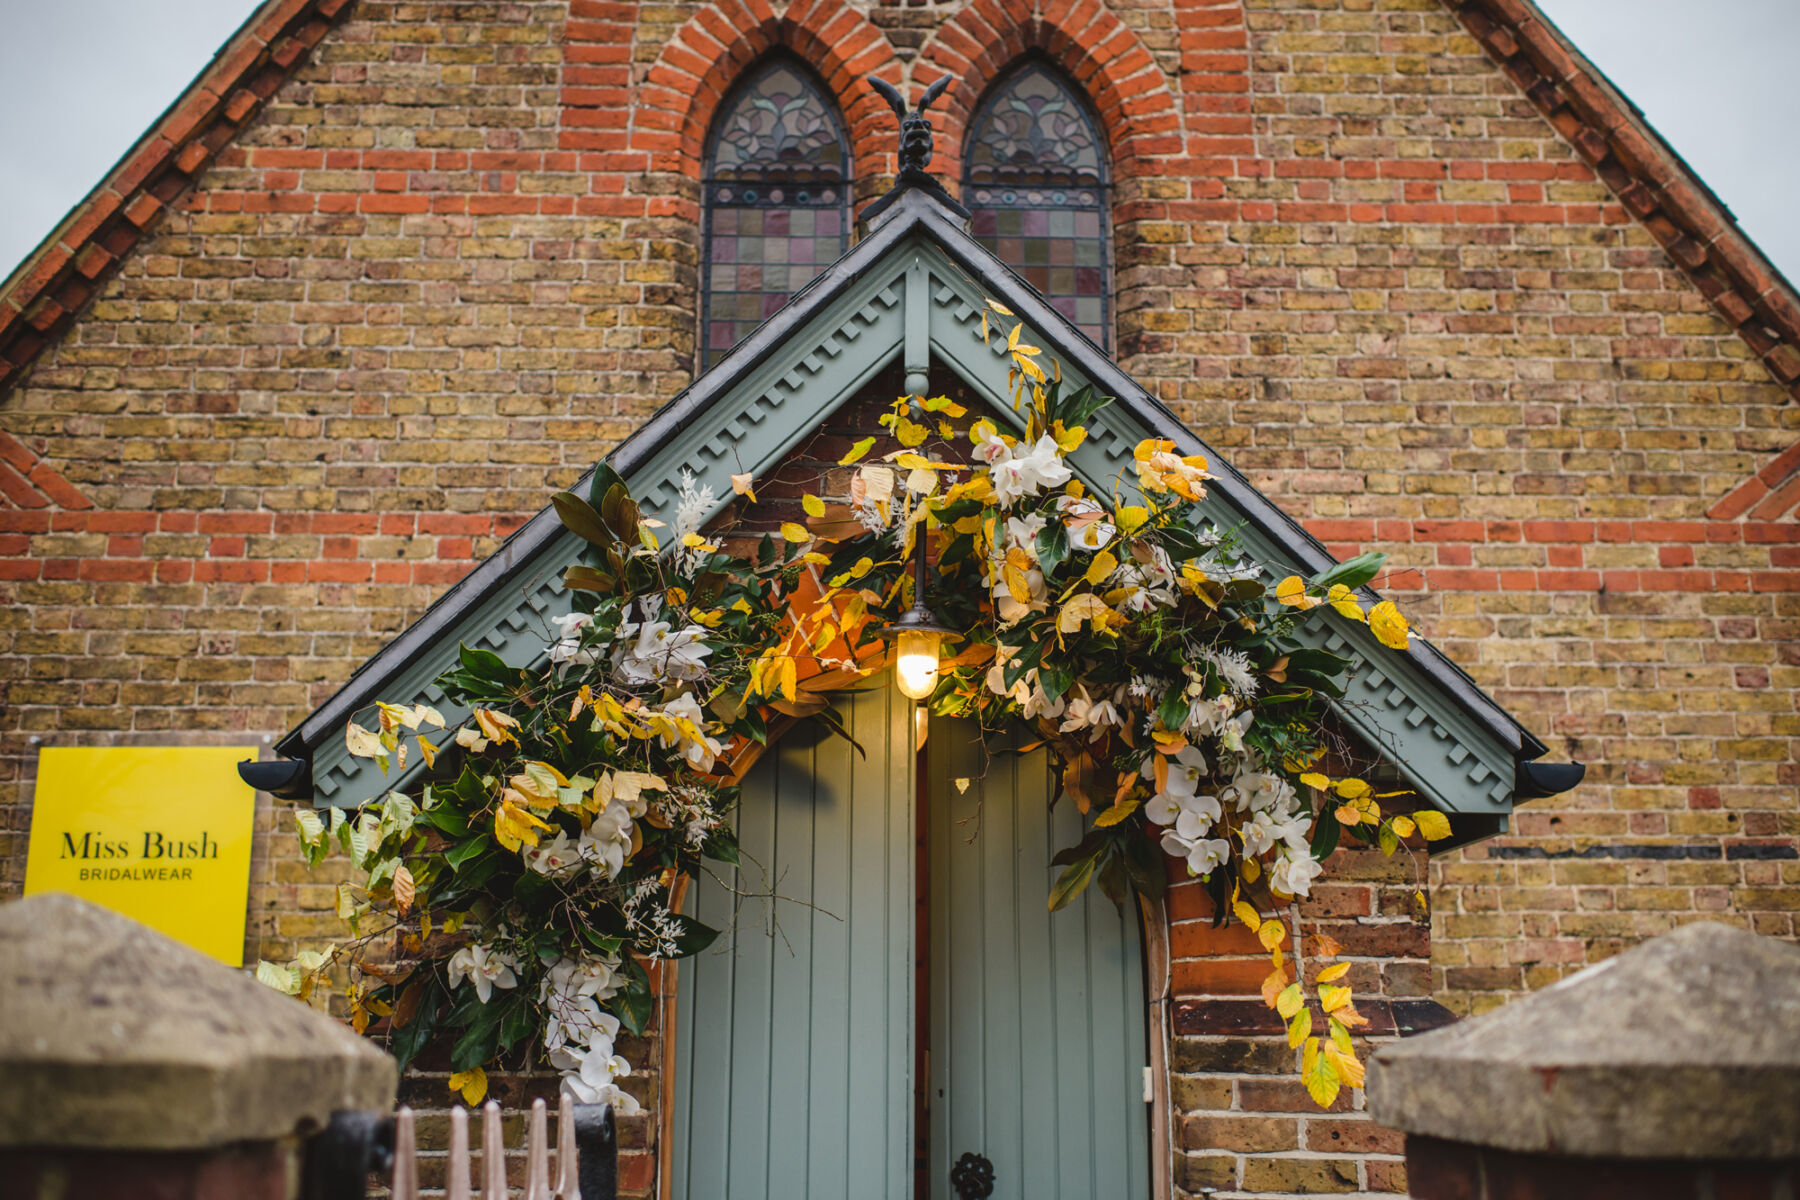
[446,944,518,1004]
[1241,808,1311,858]
[540,954,625,1006]
[547,611,600,666]
[524,829,583,876]
[979,432,1072,508]
[613,614,712,685]
[1269,848,1325,898]
[579,803,634,879]
[1142,746,1216,827]
[1059,686,1122,743]
[658,691,723,772]
[1056,494,1116,551]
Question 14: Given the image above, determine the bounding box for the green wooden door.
[672,679,916,1199]
[672,700,1148,1199]
[927,718,1151,1200]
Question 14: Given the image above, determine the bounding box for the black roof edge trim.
[1515,758,1586,800]
[238,756,312,801]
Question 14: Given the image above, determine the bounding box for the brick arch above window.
[913,0,1184,194]
[623,0,901,201]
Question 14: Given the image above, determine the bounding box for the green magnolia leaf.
[1309,551,1385,593]
[1048,849,1101,912]
[552,491,616,547]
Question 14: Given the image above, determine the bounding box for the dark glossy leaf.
[1309,810,1342,860]
[586,463,626,511]
[552,491,616,547]
[669,912,722,957]
[1048,848,1101,912]
[1309,551,1385,592]
[1035,520,1069,578]
[563,564,616,594]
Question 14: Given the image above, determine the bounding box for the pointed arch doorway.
[670,679,1152,1199]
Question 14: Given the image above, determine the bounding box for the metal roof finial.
[863,74,970,223]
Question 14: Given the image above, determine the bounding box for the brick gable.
[3,0,1798,1196]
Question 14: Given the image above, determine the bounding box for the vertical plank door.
[672,679,916,1199]
[927,718,1151,1200]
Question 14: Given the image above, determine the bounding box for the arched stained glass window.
[701,59,851,370]
[963,62,1111,348]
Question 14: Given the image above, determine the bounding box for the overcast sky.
[2,0,1798,288]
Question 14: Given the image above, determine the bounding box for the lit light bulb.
[894,627,943,701]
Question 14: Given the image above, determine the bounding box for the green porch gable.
[260,186,1576,838]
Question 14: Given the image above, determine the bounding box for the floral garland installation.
[262,306,1449,1110]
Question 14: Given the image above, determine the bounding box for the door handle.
[950,1151,994,1199]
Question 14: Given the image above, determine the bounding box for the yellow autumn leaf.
[1115,505,1149,536]
[1302,1037,1341,1107]
[1261,966,1289,1008]
[345,721,384,760]
[1232,899,1262,933]
[1275,575,1318,610]
[1319,984,1353,1013]
[781,522,812,543]
[393,864,415,916]
[1057,593,1114,634]
[1287,1007,1312,1049]
[1275,982,1304,1020]
[1326,583,1365,622]
[1084,550,1118,587]
[801,493,826,518]
[1333,778,1370,799]
[839,437,875,466]
[417,735,438,769]
[1414,810,1453,841]
[1093,799,1139,828]
[1317,961,1351,983]
[1323,1040,1366,1089]
[1258,922,1286,952]
[779,656,799,702]
[895,416,928,447]
[1389,815,1416,839]
[473,709,519,748]
[448,1067,488,1106]
[1299,771,1331,790]
[730,472,757,503]
[1368,599,1410,649]
[494,796,552,853]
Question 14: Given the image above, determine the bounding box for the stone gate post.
[0,893,395,1199]
[1368,922,1800,1198]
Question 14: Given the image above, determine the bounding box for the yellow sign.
[25,746,257,965]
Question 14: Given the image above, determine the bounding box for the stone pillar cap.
[1368,922,1800,1159]
[0,893,396,1150]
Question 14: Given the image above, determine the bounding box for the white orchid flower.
[546,611,599,666]
[447,944,518,1004]
[657,691,723,772]
[613,615,712,685]
[540,955,624,1006]
[1269,849,1325,898]
[1056,494,1116,551]
[1242,808,1310,858]
[987,434,1072,508]
[579,804,634,880]
[1059,686,1122,743]
[524,830,583,876]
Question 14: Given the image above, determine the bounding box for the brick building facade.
[2,0,1796,1195]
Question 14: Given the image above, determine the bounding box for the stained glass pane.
[964,62,1111,349]
[701,60,850,369]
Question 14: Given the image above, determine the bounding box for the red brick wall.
[4,0,1799,1196]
